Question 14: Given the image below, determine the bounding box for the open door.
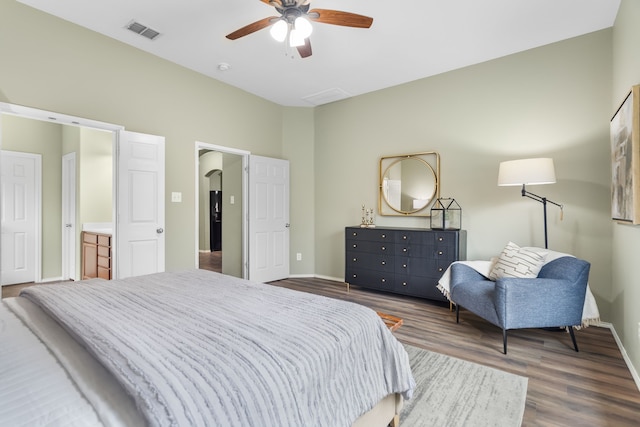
[117,130,165,279]
[248,155,289,283]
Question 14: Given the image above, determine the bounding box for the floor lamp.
[498,158,563,249]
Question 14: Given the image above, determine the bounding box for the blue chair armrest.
[494,277,587,329]
[451,263,487,289]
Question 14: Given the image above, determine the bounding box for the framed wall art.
[610,85,640,224]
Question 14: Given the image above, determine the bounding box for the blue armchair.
[450,256,590,354]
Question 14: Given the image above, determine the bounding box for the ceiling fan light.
[294,16,313,39]
[289,29,305,47]
[270,19,288,42]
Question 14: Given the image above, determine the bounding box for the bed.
[0,269,415,427]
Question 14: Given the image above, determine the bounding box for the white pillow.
[489,241,547,280]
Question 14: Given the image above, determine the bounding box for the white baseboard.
[598,321,640,392]
[38,276,65,283]
[287,274,344,283]
[313,274,344,284]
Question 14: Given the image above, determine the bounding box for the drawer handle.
[403,235,408,240]
[402,282,407,286]
[353,232,357,236]
[402,264,407,268]
[381,246,386,251]
[353,244,357,248]
[352,274,357,278]
[438,237,444,242]
[381,278,386,283]
[381,261,386,265]
[403,248,407,252]
[438,267,444,272]
[438,251,443,255]
[381,234,386,238]
[353,258,357,262]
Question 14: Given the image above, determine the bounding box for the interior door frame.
[194,141,249,279]
[0,102,123,282]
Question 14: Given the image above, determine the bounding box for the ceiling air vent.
[125,20,161,40]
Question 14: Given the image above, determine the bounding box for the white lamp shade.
[289,29,305,47]
[498,158,556,186]
[270,19,288,42]
[294,16,313,39]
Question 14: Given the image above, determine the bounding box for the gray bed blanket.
[21,270,415,427]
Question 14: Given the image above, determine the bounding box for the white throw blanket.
[21,270,415,427]
[437,249,601,328]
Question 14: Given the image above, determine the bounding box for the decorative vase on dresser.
[345,226,466,301]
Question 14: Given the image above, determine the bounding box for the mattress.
[2,270,414,426]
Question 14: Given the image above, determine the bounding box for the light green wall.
[78,127,112,225]
[0,0,284,272]
[611,0,640,385]
[1,114,62,280]
[282,107,315,276]
[221,153,243,277]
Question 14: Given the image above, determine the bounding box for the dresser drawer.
[395,243,436,258]
[433,232,457,246]
[97,267,111,280]
[394,230,431,244]
[346,252,394,273]
[396,256,438,277]
[345,267,394,290]
[346,239,394,254]
[97,255,110,268]
[346,227,394,242]
[97,234,111,247]
[83,232,98,244]
[395,274,444,300]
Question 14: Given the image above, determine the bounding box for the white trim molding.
[599,321,640,392]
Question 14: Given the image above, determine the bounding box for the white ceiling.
[17,0,620,107]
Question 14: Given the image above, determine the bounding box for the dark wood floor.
[4,270,639,426]
[199,250,222,272]
[268,277,640,427]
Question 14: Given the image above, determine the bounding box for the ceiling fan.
[225,0,373,58]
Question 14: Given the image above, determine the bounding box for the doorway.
[0,110,116,284]
[195,142,249,279]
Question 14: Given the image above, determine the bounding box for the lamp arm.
[520,184,563,249]
[520,184,563,209]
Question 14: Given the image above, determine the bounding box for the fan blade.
[226,16,278,40]
[260,0,282,7]
[307,9,373,28]
[297,38,312,58]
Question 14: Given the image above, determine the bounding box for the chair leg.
[503,329,507,354]
[569,326,579,352]
[455,304,460,323]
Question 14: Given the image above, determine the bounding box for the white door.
[61,152,76,281]
[248,155,289,283]
[1,151,41,285]
[117,130,165,279]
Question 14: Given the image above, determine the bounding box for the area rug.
[401,345,528,427]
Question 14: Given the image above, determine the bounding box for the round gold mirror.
[379,152,440,216]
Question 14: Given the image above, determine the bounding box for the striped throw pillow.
[489,241,546,280]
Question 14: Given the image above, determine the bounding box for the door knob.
[156,228,164,234]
